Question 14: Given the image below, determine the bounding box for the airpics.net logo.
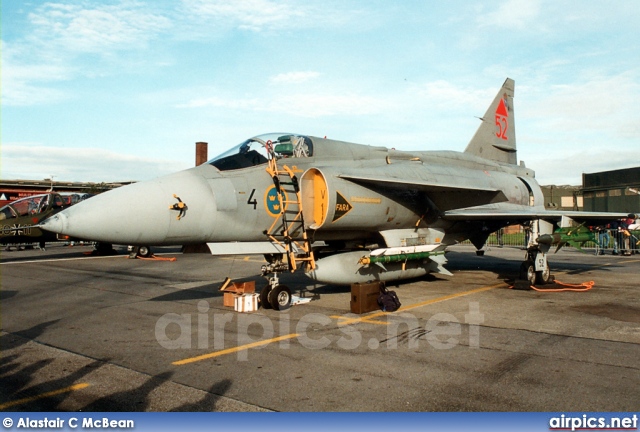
[549,414,638,431]
[154,301,485,360]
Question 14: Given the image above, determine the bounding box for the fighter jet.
[41,78,629,309]
[0,192,89,249]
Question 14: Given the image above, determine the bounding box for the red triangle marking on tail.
[496,97,508,117]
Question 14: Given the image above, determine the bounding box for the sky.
[2,0,639,185]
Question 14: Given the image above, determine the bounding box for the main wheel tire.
[535,266,551,285]
[95,242,114,255]
[259,285,273,309]
[268,285,291,311]
[137,245,152,258]
[521,260,536,285]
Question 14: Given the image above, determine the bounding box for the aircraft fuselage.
[41,135,542,250]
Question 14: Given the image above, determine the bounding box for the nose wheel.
[268,285,291,311]
[260,255,293,310]
[259,271,292,311]
[259,284,292,310]
[259,285,273,309]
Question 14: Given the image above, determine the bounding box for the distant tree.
[86,183,111,194]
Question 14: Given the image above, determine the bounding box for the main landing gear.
[520,246,552,285]
[93,242,117,256]
[128,245,152,258]
[260,254,292,311]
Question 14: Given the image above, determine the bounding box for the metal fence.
[477,228,640,255]
[590,229,640,255]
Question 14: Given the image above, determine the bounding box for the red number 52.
[495,115,508,140]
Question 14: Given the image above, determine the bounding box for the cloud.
[177,0,365,36]
[176,95,261,110]
[523,146,640,186]
[1,41,73,106]
[180,0,305,32]
[274,93,384,117]
[1,145,188,183]
[176,78,501,121]
[477,0,541,30]
[2,1,363,106]
[27,2,172,54]
[270,71,321,85]
[410,80,495,113]
[177,91,385,118]
[2,2,172,106]
[511,72,640,184]
[524,72,640,137]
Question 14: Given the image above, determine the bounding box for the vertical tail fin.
[464,78,516,165]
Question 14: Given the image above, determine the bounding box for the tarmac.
[1,243,639,412]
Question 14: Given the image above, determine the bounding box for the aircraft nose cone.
[40,211,69,234]
[41,169,218,245]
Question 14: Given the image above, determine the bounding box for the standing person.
[596,225,610,255]
[610,220,620,255]
[620,218,631,256]
[628,216,639,254]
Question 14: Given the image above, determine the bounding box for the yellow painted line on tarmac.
[330,316,389,326]
[0,383,90,410]
[174,283,505,365]
[332,283,505,326]
[572,257,640,271]
[356,318,391,325]
[0,255,127,265]
[620,258,640,264]
[172,333,300,366]
[0,251,184,265]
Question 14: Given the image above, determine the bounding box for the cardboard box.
[235,293,259,313]
[220,280,255,307]
[350,281,382,314]
[223,292,240,307]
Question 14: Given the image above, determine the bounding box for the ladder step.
[266,160,315,272]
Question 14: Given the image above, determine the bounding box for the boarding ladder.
[265,148,316,272]
[264,151,316,272]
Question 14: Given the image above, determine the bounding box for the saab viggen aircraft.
[41,78,629,309]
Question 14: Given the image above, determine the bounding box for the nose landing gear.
[260,254,292,310]
[260,282,292,311]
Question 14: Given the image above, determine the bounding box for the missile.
[537,233,593,245]
[360,250,445,265]
[306,247,451,285]
[537,226,595,253]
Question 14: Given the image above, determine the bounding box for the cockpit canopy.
[208,133,313,171]
[0,193,89,221]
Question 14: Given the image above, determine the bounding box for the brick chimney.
[195,142,208,166]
